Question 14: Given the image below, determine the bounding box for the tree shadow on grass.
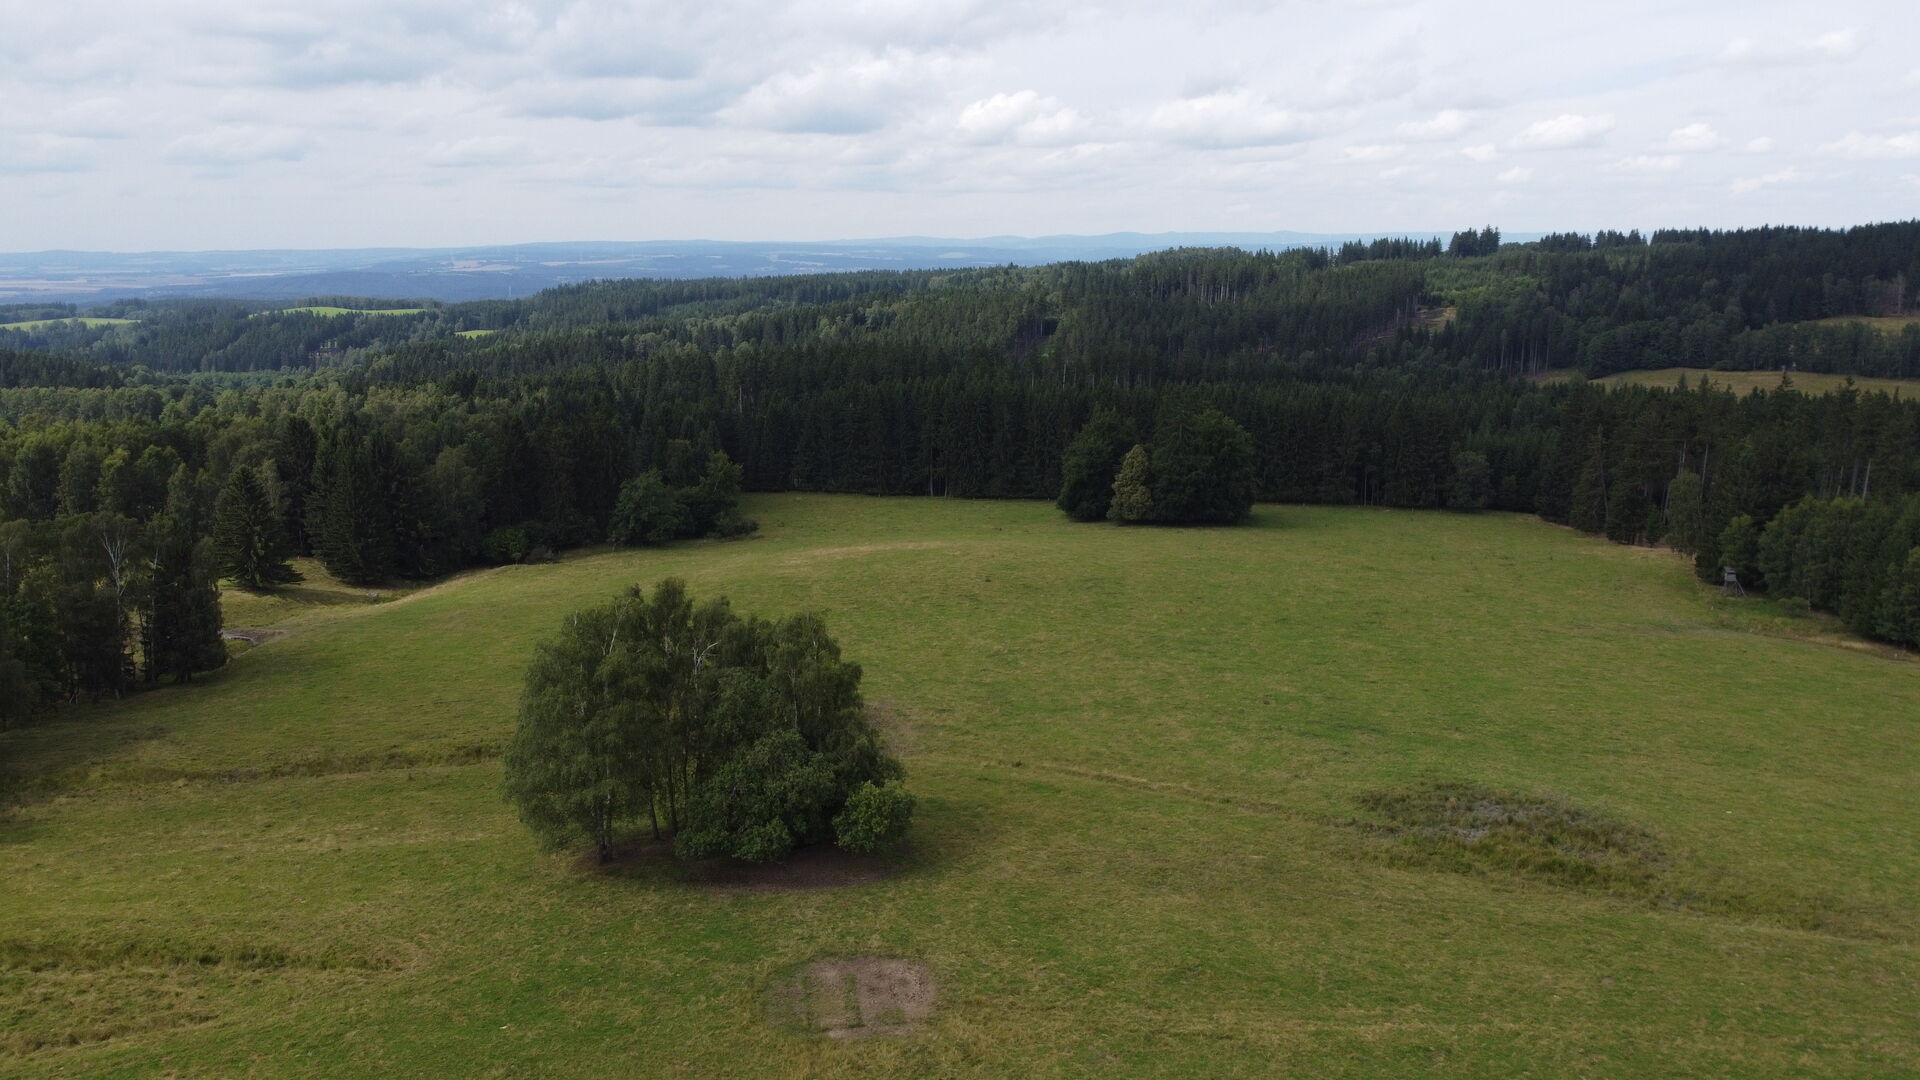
[580,795,988,895]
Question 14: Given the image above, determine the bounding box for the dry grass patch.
[766,957,936,1039]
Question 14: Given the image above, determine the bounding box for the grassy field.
[263,307,429,318]
[0,317,136,331]
[1597,367,1920,396]
[4,496,1919,1077]
[1815,314,1920,334]
[455,328,498,338]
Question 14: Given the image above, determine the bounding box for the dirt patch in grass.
[594,839,896,892]
[765,957,936,1038]
[1350,781,1869,933]
[220,627,289,647]
[1353,781,1671,898]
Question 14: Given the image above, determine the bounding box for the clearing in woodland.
[2,495,1917,1077]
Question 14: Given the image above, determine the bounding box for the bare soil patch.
[765,957,936,1038]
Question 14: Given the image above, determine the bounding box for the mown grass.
[0,317,136,331]
[1814,314,1920,334]
[3,496,1918,1077]
[1596,367,1920,397]
[260,307,429,318]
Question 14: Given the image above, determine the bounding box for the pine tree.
[212,467,300,590]
[146,517,226,683]
[1665,471,1705,553]
[309,429,396,585]
[1108,444,1155,523]
[1568,433,1608,534]
[1057,409,1136,522]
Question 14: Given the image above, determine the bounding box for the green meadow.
[264,307,430,318]
[4,496,1918,1077]
[0,317,136,331]
[1596,367,1920,397]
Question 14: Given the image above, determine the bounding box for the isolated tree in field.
[1108,444,1154,523]
[503,579,908,863]
[1057,408,1137,522]
[212,467,300,590]
[502,598,656,862]
[1146,407,1256,524]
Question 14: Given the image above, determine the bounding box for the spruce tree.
[212,467,300,591]
[1665,472,1705,553]
[1108,444,1154,523]
[1568,434,1608,534]
[1057,409,1137,522]
[146,517,226,683]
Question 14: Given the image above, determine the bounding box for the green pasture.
[262,307,429,318]
[1596,367,1919,397]
[4,496,1917,1077]
[0,317,136,331]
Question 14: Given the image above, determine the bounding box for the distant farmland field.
[0,316,136,331]
[265,306,430,317]
[4,495,1917,1077]
[1597,367,1920,396]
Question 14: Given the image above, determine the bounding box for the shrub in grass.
[503,578,908,863]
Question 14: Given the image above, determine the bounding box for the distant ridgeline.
[3,222,1920,719]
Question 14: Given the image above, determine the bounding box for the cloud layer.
[2,0,1916,249]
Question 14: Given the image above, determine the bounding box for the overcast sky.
[2,0,1916,251]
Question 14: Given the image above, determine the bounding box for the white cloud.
[1821,131,1920,160]
[0,134,98,174]
[1341,143,1403,162]
[956,91,1083,146]
[426,136,532,168]
[1719,28,1860,67]
[1732,168,1804,194]
[724,49,948,134]
[1665,123,1726,151]
[162,124,310,165]
[1746,136,1775,153]
[1510,113,1614,150]
[1459,143,1500,162]
[1497,166,1532,183]
[1397,110,1473,140]
[1610,155,1681,173]
[1141,89,1318,148]
[1378,165,1414,179]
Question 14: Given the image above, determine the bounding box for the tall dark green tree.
[212,467,300,590]
[1147,407,1256,524]
[145,516,226,684]
[1057,408,1138,522]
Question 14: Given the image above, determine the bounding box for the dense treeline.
[5,224,1920,724]
[10,222,1917,381]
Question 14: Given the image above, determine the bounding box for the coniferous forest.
[4,221,1920,722]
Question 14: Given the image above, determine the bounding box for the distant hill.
[0,232,1471,303]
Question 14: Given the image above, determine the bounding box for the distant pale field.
[0,317,136,330]
[1815,313,1920,334]
[455,328,497,338]
[3,496,1918,1077]
[1597,367,1920,396]
[263,306,429,317]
